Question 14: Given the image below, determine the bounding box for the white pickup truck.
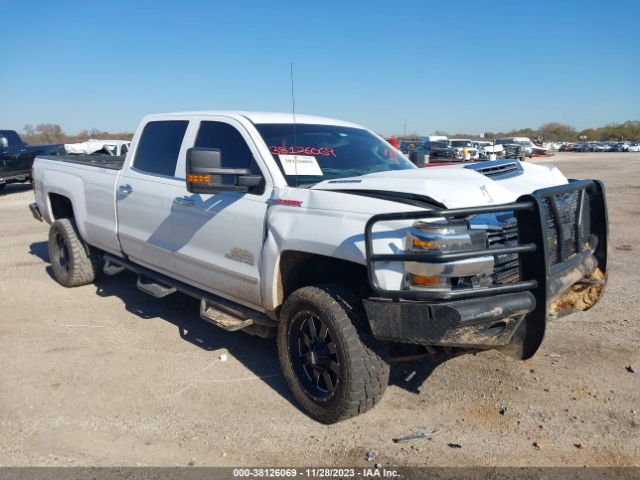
[29,111,608,423]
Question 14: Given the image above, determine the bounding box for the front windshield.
[451,140,472,147]
[255,123,415,186]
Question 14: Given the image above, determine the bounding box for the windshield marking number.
[270,146,336,157]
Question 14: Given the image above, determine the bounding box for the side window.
[194,121,264,194]
[2,130,22,147]
[120,143,128,156]
[133,120,188,176]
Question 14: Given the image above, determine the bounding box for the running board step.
[136,275,177,298]
[200,299,254,331]
[102,253,277,337]
[103,258,126,276]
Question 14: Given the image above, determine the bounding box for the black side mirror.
[186,148,262,194]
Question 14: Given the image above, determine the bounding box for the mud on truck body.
[29,111,608,423]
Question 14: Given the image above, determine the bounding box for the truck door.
[0,130,27,178]
[171,118,270,307]
[116,120,189,276]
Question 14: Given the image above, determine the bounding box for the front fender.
[260,202,411,311]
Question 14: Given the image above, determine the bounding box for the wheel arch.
[40,173,90,243]
[271,250,369,313]
[49,192,75,220]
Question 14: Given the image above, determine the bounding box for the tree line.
[398,120,640,142]
[21,119,640,146]
[21,124,133,145]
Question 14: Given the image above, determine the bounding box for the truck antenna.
[290,62,298,187]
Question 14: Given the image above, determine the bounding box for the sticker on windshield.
[279,155,323,176]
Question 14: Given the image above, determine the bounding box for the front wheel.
[277,285,390,423]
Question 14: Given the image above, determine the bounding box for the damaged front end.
[549,267,605,319]
[363,179,608,360]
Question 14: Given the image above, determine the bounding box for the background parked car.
[559,143,575,151]
[472,141,501,160]
[409,137,461,166]
[399,139,421,154]
[384,137,399,149]
[627,142,640,152]
[1,129,63,191]
[610,142,630,152]
[450,139,480,160]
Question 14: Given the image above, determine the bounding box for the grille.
[431,150,456,159]
[487,217,520,284]
[540,191,589,265]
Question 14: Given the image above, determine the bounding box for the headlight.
[406,221,486,252]
[404,221,493,290]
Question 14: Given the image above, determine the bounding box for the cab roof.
[144,111,363,129]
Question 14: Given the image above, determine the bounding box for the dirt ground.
[0,152,639,467]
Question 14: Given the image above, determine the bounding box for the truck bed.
[38,154,125,170]
[34,153,124,257]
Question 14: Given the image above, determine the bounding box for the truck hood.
[310,160,568,209]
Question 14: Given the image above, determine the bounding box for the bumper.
[363,179,608,359]
[29,202,43,222]
[364,291,535,348]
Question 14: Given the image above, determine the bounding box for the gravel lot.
[0,152,639,467]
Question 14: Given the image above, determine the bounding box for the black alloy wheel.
[52,231,70,273]
[289,310,340,401]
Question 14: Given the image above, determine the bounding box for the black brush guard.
[362,179,608,359]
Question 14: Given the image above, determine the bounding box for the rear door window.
[133,121,188,177]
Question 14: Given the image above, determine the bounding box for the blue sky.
[1,0,638,135]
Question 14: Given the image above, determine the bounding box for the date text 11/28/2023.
[232,468,400,478]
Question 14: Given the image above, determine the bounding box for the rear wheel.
[48,218,99,287]
[277,285,389,423]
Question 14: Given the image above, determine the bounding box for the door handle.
[119,184,133,195]
[174,196,195,207]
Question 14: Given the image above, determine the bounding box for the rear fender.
[40,169,89,240]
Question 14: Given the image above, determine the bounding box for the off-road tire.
[48,218,99,287]
[277,284,390,423]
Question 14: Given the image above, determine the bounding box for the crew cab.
[0,130,63,190]
[29,111,608,423]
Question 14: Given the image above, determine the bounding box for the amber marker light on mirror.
[187,174,210,183]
